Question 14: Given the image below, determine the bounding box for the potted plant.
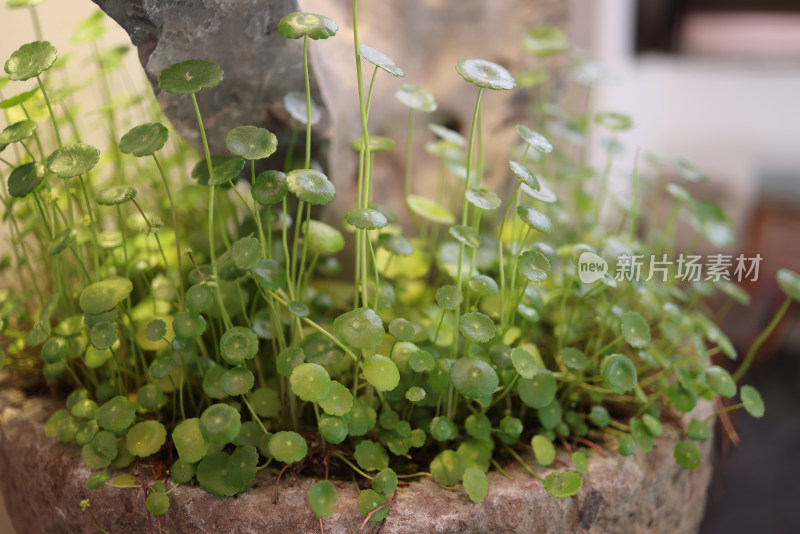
[1,2,798,533]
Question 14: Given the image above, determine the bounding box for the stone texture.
[1,376,713,534]
[89,0,568,226]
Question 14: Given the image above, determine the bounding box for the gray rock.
[0,378,713,534]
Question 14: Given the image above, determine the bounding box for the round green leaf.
[7,162,44,198]
[430,416,458,441]
[621,311,651,349]
[674,440,702,470]
[537,399,563,429]
[220,326,259,364]
[465,187,501,211]
[146,492,169,515]
[378,233,413,256]
[518,250,550,283]
[95,396,136,432]
[319,380,353,416]
[358,489,389,522]
[777,269,800,302]
[171,459,196,484]
[642,413,663,437]
[86,471,111,491]
[268,431,307,464]
[0,120,36,144]
[345,208,388,230]
[516,205,553,233]
[407,195,454,225]
[511,347,537,379]
[225,125,277,160]
[667,381,698,413]
[388,318,418,342]
[89,321,117,350]
[355,440,389,471]
[687,419,712,441]
[119,123,168,156]
[706,366,736,398]
[458,312,495,343]
[469,275,498,297]
[196,452,238,497]
[288,300,309,318]
[508,160,541,190]
[136,384,163,411]
[286,168,335,204]
[232,236,263,270]
[465,414,491,440]
[395,83,436,112]
[430,450,465,486]
[252,258,287,290]
[463,466,488,503]
[290,362,331,401]
[572,450,589,474]
[360,44,404,77]
[41,337,67,364]
[81,431,118,469]
[220,367,255,396]
[305,220,345,255]
[405,386,426,402]
[595,111,634,132]
[601,354,638,394]
[173,311,207,339]
[127,421,167,457]
[79,277,133,314]
[186,284,214,313]
[456,58,516,90]
[372,468,398,494]
[363,354,400,392]
[436,285,463,311]
[319,414,348,444]
[276,346,306,377]
[284,91,321,126]
[208,156,245,186]
[250,387,281,418]
[449,225,480,249]
[333,307,384,350]
[251,170,287,205]
[741,385,765,418]
[543,471,582,498]
[47,144,100,178]
[95,185,136,206]
[532,434,555,466]
[516,125,553,153]
[278,12,338,40]
[200,403,241,444]
[561,348,588,371]
[523,27,568,57]
[618,434,636,455]
[4,41,57,81]
[158,59,223,94]
[308,480,338,519]
[352,135,396,153]
[450,358,498,399]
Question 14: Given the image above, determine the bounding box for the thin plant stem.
[152,153,185,304]
[733,297,791,382]
[303,35,312,169]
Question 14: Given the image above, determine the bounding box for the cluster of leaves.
[1,2,798,528]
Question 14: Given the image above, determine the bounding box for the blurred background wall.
[1,0,798,532]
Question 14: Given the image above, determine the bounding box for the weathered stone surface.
[1,377,713,534]
[89,0,568,226]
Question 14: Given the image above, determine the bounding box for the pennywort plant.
[1,1,797,530]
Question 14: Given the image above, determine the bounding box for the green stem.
[303,35,312,169]
[153,153,185,305]
[77,175,101,279]
[36,75,62,147]
[733,297,791,382]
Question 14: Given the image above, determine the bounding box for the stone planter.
[0,376,713,534]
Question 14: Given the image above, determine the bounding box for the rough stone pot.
[0,378,713,534]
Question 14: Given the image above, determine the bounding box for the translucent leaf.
[543,471,582,498]
[741,385,765,418]
[407,195,455,225]
[449,225,480,248]
[518,250,550,283]
[436,285,463,311]
[470,275,498,297]
[345,208,388,230]
[79,277,133,314]
[508,160,541,189]
[363,354,400,392]
[621,311,650,349]
[283,91,321,125]
[777,269,800,302]
[360,44,404,77]
[287,169,335,204]
[511,347,537,379]
[4,40,57,81]
[522,27,568,57]
[516,206,554,233]
[561,347,588,371]
[352,135,396,153]
[516,125,553,153]
[290,362,331,401]
[532,434,555,466]
[395,83,436,112]
[278,12,338,40]
[706,366,736,398]
[465,187,501,211]
[0,119,36,144]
